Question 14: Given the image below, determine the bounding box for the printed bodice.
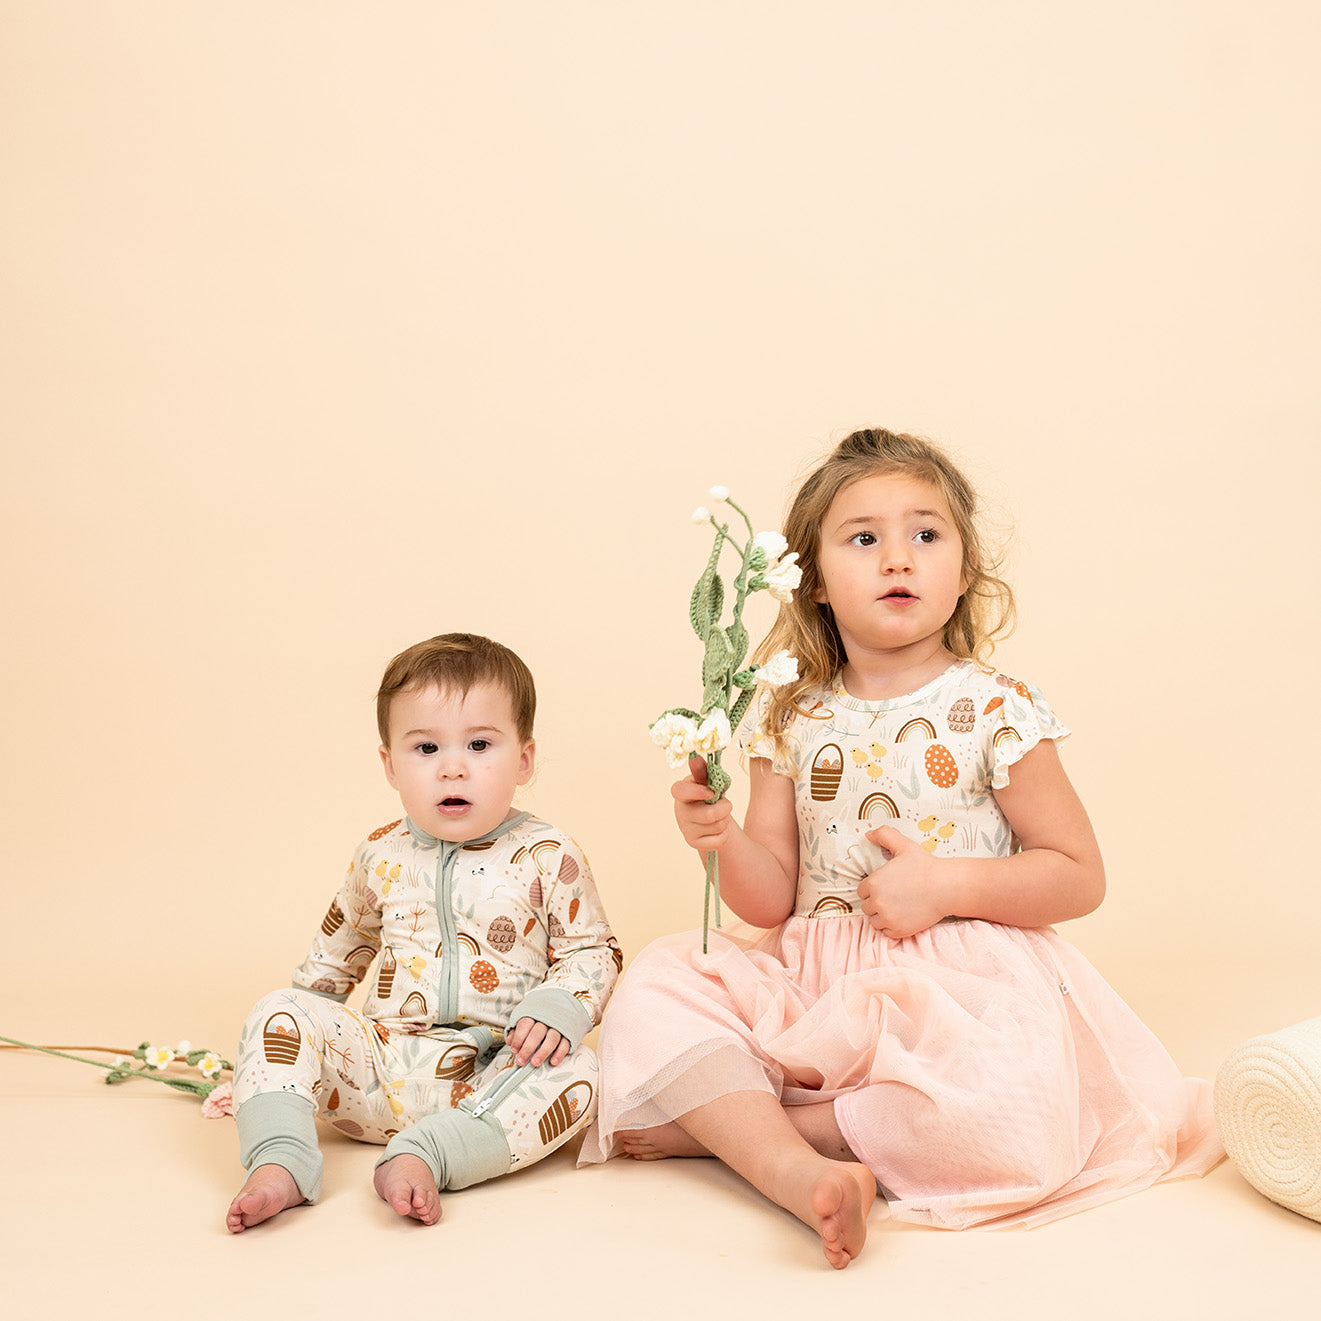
[741,661,1068,918]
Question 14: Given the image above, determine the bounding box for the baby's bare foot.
[619,1122,712,1161]
[226,1164,306,1233]
[373,1153,442,1225]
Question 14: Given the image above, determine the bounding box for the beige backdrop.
[4,1,1319,1066]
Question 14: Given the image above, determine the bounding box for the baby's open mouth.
[440,797,470,807]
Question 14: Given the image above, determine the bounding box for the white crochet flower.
[650,712,700,768]
[757,650,800,688]
[142,1045,175,1070]
[760,552,802,602]
[708,485,729,501]
[691,506,712,525]
[197,1052,225,1079]
[693,709,732,755]
[753,530,788,561]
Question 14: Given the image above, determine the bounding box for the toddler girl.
[581,429,1221,1268]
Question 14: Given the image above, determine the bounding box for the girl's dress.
[580,661,1222,1228]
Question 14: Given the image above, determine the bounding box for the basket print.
[434,1043,477,1081]
[377,946,397,997]
[262,1011,301,1066]
[321,899,345,937]
[810,743,844,801]
[538,1079,595,1145]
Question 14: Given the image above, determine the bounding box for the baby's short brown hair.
[376,633,536,745]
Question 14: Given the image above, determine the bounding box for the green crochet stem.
[702,849,721,955]
[0,1035,229,1099]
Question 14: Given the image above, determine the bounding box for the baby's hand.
[856,826,947,940]
[508,1017,570,1067]
[672,755,734,853]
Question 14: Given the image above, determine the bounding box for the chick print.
[384,1079,406,1119]
[401,954,427,981]
[918,818,957,852]
[374,860,403,896]
[852,743,888,779]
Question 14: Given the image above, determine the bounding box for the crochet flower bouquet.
[649,487,801,951]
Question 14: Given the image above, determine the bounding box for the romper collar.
[403,810,533,850]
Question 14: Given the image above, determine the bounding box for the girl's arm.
[672,755,799,928]
[857,739,1105,938]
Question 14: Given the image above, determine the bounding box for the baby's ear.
[379,745,398,789]
[517,739,536,785]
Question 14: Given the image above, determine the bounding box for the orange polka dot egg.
[924,743,959,789]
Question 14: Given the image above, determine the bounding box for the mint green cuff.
[236,1090,323,1202]
[508,985,592,1050]
[378,1110,511,1191]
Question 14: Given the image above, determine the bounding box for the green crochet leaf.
[688,526,729,638]
[701,627,733,684]
[689,569,724,639]
[700,678,728,713]
[726,622,749,670]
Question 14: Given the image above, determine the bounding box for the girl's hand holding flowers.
[672,754,735,854]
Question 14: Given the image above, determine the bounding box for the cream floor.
[5,957,1319,1320]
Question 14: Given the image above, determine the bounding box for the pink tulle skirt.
[580,916,1222,1228]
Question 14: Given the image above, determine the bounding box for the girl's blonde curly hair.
[752,428,1015,752]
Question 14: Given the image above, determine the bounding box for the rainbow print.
[993,726,1022,749]
[859,792,900,821]
[896,717,937,742]
[530,839,561,872]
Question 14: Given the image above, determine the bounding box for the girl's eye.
[915,529,938,544]
[850,531,876,547]
[417,742,438,755]
[468,739,489,753]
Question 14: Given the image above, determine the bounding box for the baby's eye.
[915,529,938,544]
[468,739,489,753]
[417,742,438,755]
[849,531,876,547]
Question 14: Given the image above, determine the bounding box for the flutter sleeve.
[735,687,801,778]
[988,675,1072,791]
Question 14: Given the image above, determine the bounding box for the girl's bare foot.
[373,1153,442,1225]
[226,1164,306,1233]
[775,1154,877,1270]
[619,1122,712,1160]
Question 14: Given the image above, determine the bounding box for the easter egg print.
[450,1080,474,1107]
[924,743,959,789]
[558,853,580,884]
[487,915,516,953]
[469,960,499,994]
[368,819,402,841]
[947,697,975,734]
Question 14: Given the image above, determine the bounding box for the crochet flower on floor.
[0,1035,234,1115]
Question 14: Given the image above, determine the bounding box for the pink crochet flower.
[201,1082,234,1119]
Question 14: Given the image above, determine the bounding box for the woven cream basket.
[1213,1016,1321,1222]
